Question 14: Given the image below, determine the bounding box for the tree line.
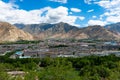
[0,54,120,80]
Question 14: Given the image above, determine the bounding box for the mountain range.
[0,21,119,42]
[14,22,120,40]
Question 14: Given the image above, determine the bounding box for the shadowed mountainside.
[105,22,120,33]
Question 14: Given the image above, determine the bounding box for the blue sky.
[0,0,120,27]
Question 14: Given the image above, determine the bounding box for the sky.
[0,0,120,27]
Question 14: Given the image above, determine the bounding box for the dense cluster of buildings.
[0,40,120,58]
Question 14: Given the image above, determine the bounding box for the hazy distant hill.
[14,22,120,40]
[14,23,26,29]
[105,22,120,33]
[78,25,120,40]
[0,22,34,42]
[19,23,53,35]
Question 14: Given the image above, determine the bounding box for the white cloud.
[43,6,81,26]
[88,20,107,26]
[96,0,120,23]
[49,0,67,3]
[71,8,81,13]
[84,0,100,4]
[0,0,51,24]
[87,0,120,26]
[92,16,97,18]
[87,9,94,12]
[0,1,84,26]
[78,16,85,20]
[43,6,69,23]
[96,0,116,9]
[106,16,120,23]
[84,0,92,4]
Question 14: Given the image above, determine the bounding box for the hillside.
[0,22,34,42]
[78,25,120,40]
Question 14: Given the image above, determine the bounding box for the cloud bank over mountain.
[0,0,85,26]
[0,0,119,27]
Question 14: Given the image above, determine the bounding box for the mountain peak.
[0,22,14,28]
[57,22,67,24]
[55,22,70,26]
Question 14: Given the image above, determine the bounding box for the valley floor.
[0,39,120,58]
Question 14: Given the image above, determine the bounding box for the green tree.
[24,71,38,80]
[38,66,80,80]
[38,59,80,80]
[0,72,11,80]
